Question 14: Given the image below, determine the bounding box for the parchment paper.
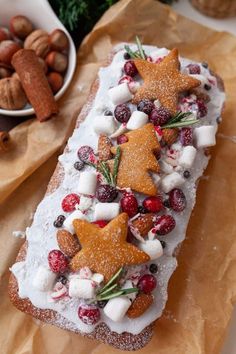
[1,1,236,353]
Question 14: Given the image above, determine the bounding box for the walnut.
[0,77,27,110]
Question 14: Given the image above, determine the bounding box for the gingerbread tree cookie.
[111,123,160,196]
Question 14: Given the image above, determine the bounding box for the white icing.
[10,44,225,336]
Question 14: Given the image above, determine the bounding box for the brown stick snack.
[0,130,10,152]
[11,49,58,122]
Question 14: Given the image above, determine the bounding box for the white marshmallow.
[150,48,169,61]
[33,266,57,292]
[93,115,116,135]
[69,278,96,299]
[109,124,127,138]
[94,203,120,221]
[139,239,163,260]
[79,266,93,279]
[79,195,93,212]
[161,172,185,193]
[179,145,197,169]
[126,111,148,130]
[194,126,216,148]
[151,173,161,186]
[108,83,133,105]
[159,160,173,174]
[91,273,104,284]
[104,296,131,322]
[122,280,136,301]
[64,210,87,234]
[148,228,156,240]
[77,171,97,196]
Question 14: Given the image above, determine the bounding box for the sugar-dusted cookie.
[111,123,160,196]
[70,213,150,282]
[133,48,201,114]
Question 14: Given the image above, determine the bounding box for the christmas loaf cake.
[9,40,225,351]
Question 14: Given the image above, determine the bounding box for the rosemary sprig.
[113,146,121,185]
[167,111,193,125]
[99,267,123,293]
[162,119,199,129]
[97,287,138,301]
[135,36,146,60]
[161,111,199,129]
[124,36,146,60]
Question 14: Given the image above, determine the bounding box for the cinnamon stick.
[11,49,58,122]
[0,130,10,152]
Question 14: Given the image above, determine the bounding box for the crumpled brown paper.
[0,0,236,353]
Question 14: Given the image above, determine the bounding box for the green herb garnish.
[161,111,199,129]
[124,36,146,60]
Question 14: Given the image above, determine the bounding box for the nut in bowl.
[0,0,76,118]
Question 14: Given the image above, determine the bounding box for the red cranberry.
[124,60,138,77]
[61,193,80,212]
[138,274,157,293]
[197,99,208,118]
[169,188,186,212]
[77,145,94,163]
[180,127,193,146]
[143,196,163,213]
[155,215,176,235]
[149,107,171,126]
[78,304,100,325]
[137,99,155,115]
[48,250,69,273]
[187,64,201,75]
[92,220,108,228]
[96,184,118,203]
[114,104,131,123]
[118,75,133,84]
[120,194,138,217]
[117,134,128,145]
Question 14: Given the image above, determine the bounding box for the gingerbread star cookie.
[133,48,201,114]
[111,123,160,196]
[70,213,150,282]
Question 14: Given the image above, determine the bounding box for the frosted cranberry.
[120,194,138,217]
[180,127,193,146]
[114,104,131,123]
[124,60,138,77]
[155,215,176,235]
[61,193,80,212]
[143,196,163,213]
[138,274,157,293]
[117,134,128,144]
[96,184,118,203]
[48,250,69,273]
[197,99,208,118]
[187,64,201,74]
[77,145,94,162]
[118,75,133,84]
[149,107,171,126]
[78,305,100,325]
[74,161,85,170]
[169,188,186,212]
[92,220,108,228]
[137,99,155,115]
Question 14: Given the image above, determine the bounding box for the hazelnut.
[47,72,63,93]
[10,15,34,39]
[11,72,20,80]
[37,57,48,74]
[0,67,12,78]
[0,27,11,42]
[0,40,21,65]
[0,77,27,110]
[49,29,69,52]
[24,29,50,58]
[45,51,68,73]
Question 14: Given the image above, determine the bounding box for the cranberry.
[117,134,128,145]
[169,188,186,212]
[78,305,100,325]
[155,215,176,235]
[74,161,85,171]
[77,145,94,163]
[138,205,148,214]
[61,193,80,212]
[137,274,157,293]
[143,196,163,213]
[124,60,138,77]
[197,99,208,118]
[180,127,193,146]
[53,215,65,228]
[114,104,131,123]
[120,194,138,217]
[149,107,171,126]
[48,250,69,273]
[149,263,158,274]
[118,75,133,84]
[183,170,190,179]
[124,52,131,60]
[137,99,155,115]
[187,64,201,74]
[96,184,118,203]
[92,220,108,228]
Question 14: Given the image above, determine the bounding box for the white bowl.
[0,0,76,116]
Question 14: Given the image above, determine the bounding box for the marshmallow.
[194,126,216,149]
[150,48,169,61]
[33,266,57,292]
[139,239,163,260]
[64,210,87,234]
[179,145,197,169]
[77,171,97,196]
[109,123,127,138]
[126,111,149,130]
[93,115,116,135]
[151,173,161,186]
[159,160,173,174]
[79,266,93,279]
[69,278,96,299]
[79,195,93,212]
[108,83,133,105]
[104,296,131,322]
[91,273,104,284]
[94,203,120,221]
[161,172,185,193]
[122,280,136,301]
